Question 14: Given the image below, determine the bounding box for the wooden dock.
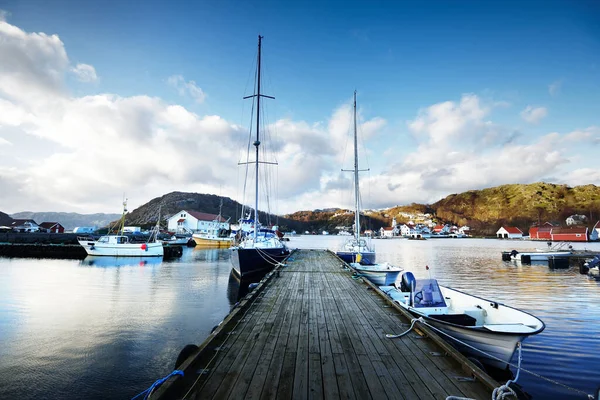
[154,249,497,400]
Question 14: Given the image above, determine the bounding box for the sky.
[0,0,599,216]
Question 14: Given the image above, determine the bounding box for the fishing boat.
[336,91,376,265]
[192,199,232,248]
[77,200,163,257]
[349,261,403,286]
[230,35,289,277]
[382,270,545,370]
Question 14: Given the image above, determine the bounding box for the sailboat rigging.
[230,35,289,277]
[336,91,376,265]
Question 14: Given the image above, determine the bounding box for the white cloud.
[167,74,206,103]
[70,63,97,82]
[520,106,548,124]
[548,80,562,96]
[0,136,11,146]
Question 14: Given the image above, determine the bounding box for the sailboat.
[230,35,289,277]
[77,200,164,257]
[336,91,376,265]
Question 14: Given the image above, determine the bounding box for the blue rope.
[131,370,184,400]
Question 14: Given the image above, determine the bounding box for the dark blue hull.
[336,251,376,265]
[230,247,290,277]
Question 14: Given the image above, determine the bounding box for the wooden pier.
[154,249,497,400]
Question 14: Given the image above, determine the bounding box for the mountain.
[10,212,121,230]
[284,208,389,233]
[429,182,600,235]
[121,191,309,232]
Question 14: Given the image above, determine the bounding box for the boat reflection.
[80,256,163,268]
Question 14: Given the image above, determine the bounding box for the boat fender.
[141,243,148,251]
[248,283,259,291]
[174,344,199,369]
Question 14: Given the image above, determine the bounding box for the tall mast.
[353,90,360,241]
[253,35,262,242]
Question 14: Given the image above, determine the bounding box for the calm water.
[1,237,599,399]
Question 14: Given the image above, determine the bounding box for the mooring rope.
[385,316,594,399]
[131,370,184,400]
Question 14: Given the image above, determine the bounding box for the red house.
[551,227,588,242]
[529,222,557,240]
[433,225,444,233]
[39,222,65,233]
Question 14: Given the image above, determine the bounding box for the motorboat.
[381,271,545,370]
[229,36,289,277]
[349,261,403,286]
[77,200,163,257]
[335,91,376,265]
[192,198,233,248]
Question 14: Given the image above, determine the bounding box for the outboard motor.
[400,272,416,306]
[510,249,519,258]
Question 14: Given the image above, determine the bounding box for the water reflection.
[81,256,164,268]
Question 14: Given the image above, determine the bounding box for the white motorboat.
[381,272,545,370]
[335,91,376,265]
[78,200,163,257]
[510,249,572,262]
[349,262,403,286]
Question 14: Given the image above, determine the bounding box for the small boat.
[192,201,232,248]
[336,91,376,265]
[381,271,545,370]
[229,36,289,277]
[349,261,403,286]
[78,200,163,257]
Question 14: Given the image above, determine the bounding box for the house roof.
[553,227,588,235]
[39,222,62,229]
[10,219,37,226]
[188,211,226,222]
[382,227,394,231]
[502,226,523,234]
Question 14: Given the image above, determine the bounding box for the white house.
[458,225,470,235]
[380,226,395,238]
[496,226,523,239]
[167,210,228,234]
[10,219,40,232]
[566,214,587,226]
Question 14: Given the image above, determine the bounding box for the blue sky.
[0,0,599,214]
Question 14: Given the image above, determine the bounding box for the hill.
[121,191,309,232]
[10,212,121,230]
[284,208,389,233]
[429,182,600,235]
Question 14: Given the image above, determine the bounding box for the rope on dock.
[131,370,184,400]
[412,318,595,400]
[384,318,418,339]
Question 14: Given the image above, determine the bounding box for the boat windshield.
[413,279,447,308]
[98,236,109,243]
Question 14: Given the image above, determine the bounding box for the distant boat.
[336,91,376,265]
[350,262,403,286]
[382,271,545,370]
[78,200,163,257]
[229,36,289,277]
[192,199,233,248]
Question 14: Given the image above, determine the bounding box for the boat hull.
[77,240,164,257]
[350,263,402,286]
[192,235,232,248]
[336,251,376,265]
[514,251,571,261]
[230,247,290,277]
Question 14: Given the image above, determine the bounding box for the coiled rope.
[131,370,184,400]
[385,316,594,399]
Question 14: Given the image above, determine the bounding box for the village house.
[529,222,559,240]
[10,219,40,232]
[39,222,65,233]
[566,214,587,226]
[379,226,395,238]
[551,226,588,242]
[167,210,228,234]
[399,224,411,236]
[496,226,523,239]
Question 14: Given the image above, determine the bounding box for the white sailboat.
[230,35,289,277]
[78,200,163,257]
[336,91,376,265]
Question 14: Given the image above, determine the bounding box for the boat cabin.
[98,235,130,244]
